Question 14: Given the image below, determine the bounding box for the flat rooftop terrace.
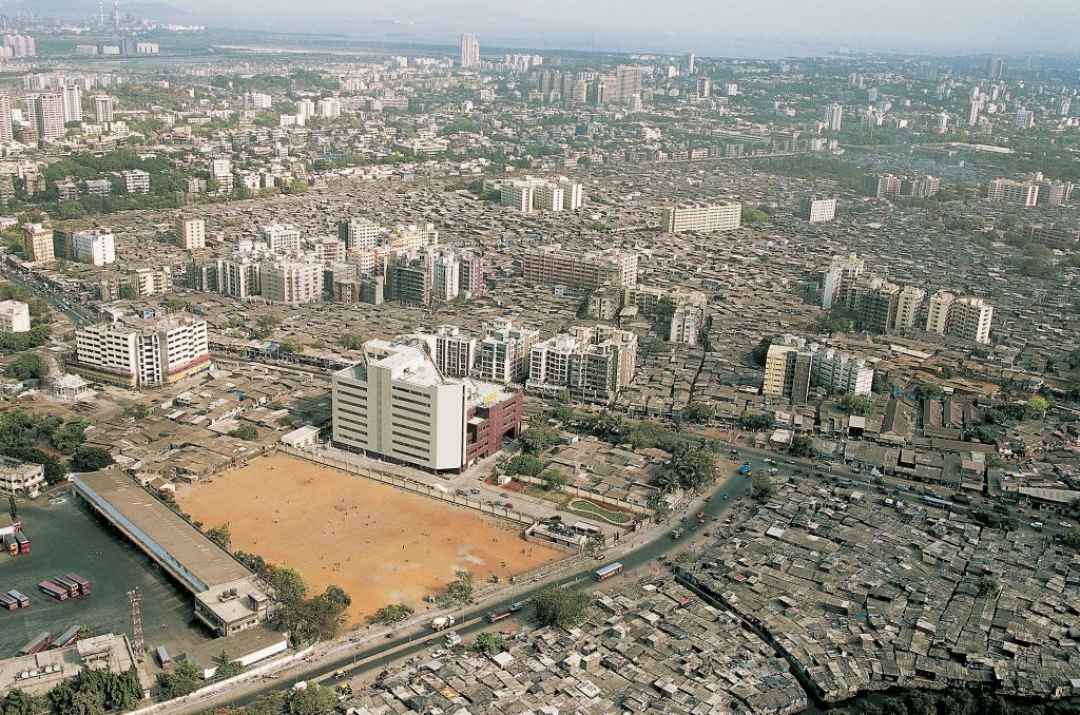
[72,470,250,593]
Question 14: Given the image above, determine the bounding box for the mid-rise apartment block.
[799,197,838,224]
[262,223,301,255]
[863,173,902,198]
[22,223,54,263]
[522,245,638,290]
[74,313,210,388]
[527,326,637,403]
[985,177,1039,207]
[260,259,324,304]
[176,218,206,250]
[0,300,30,333]
[947,296,994,345]
[459,252,485,297]
[122,169,150,194]
[430,325,476,378]
[331,339,522,473]
[499,176,585,213]
[25,92,64,143]
[0,457,44,498]
[763,335,873,403]
[338,217,382,251]
[473,319,538,384]
[73,229,116,266]
[93,95,115,123]
[662,202,742,233]
[127,267,173,297]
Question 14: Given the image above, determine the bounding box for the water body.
[0,496,215,659]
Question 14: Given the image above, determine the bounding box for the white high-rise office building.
[62,84,83,123]
[459,33,480,68]
[72,229,116,266]
[0,94,12,142]
[176,218,206,250]
[823,102,843,131]
[93,94,115,123]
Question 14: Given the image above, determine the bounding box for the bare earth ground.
[176,453,563,625]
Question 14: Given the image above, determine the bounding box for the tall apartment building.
[522,245,638,290]
[459,33,480,68]
[74,313,210,388]
[218,257,261,299]
[0,93,13,142]
[763,340,814,404]
[123,169,150,194]
[430,325,476,378]
[527,326,638,403]
[262,223,301,254]
[499,176,584,213]
[948,297,994,345]
[823,102,844,131]
[429,249,461,303]
[260,259,324,304]
[473,319,539,384]
[662,202,742,233]
[176,218,206,250]
[22,223,54,263]
[127,267,172,297]
[61,84,82,123]
[459,252,485,297]
[72,229,116,266]
[799,197,838,223]
[820,253,865,310]
[93,95,115,123]
[0,300,30,333]
[900,175,941,198]
[331,339,522,473]
[763,335,873,403]
[985,177,1039,206]
[338,217,383,251]
[607,65,643,106]
[893,286,926,331]
[25,92,65,143]
[863,173,902,198]
[387,256,431,305]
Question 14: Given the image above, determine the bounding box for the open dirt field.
[176,453,564,625]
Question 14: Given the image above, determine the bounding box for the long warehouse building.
[73,470,272,637]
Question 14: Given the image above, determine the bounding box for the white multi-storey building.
[123,169,150,194]
[430,325,476,378]
[0,93,12,142]
[813,348,874,396]
[429,249,461,303]
[948,297,994,345]
[527,326,638,403]
[260,259,324,304]
[473,319,538,384]
[662,202,742,233]
[0,457,44,498]
[218,257,261,299]
[925,290,954,335]
[72,229,116,266]
[262,223,301,255]
[61,84,82,123]
[93,95,115,123]
[176,218,206,250]
[0,300,30,333]
[893,286,926,331]
[339,217,383,251]
[800,197,838,223]
[74,313,210,388]
[459,33,480,68]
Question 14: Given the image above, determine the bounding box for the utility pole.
[128,588,145,661]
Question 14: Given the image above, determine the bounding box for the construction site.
[176,453,566,625]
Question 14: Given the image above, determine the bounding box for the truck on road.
[431,615,457,631]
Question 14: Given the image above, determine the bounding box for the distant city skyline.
[165,0,1080,56]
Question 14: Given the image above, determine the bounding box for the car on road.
[470,488,480,494]
[508,601,525,612]
[1031,521,1044,530]
[503,501,514,509]
[1060,522,1074,529]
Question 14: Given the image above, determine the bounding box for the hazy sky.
[178,0,1080,56]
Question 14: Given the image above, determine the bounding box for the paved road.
[163,467,755,714]
[0,263,99,325]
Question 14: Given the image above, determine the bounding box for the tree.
[519,425,558,454]
[472,632,504,654]
[750,474,774,502]
[445,570,474,604]
[70,446,114,472]
[230,424,259,441]
[789,435,814,458]
[540,469,569,491]
[658,441,718,492]
[207,523,232,550]
[838,394,874,415]
[1025,395,1049,419]
[504,453,543,477]
[269,566,308,605]
[2,690,43,715]
[340,333,365,350]
[121,401,149,420]
[368,603,414,625]
[49,420,87,453]
[277,339,302,355]
[156,660,203,699]
[737,413,772,431]
[251,315,280,340]
[284,685,337,715]
[750,336,773,366]
[533,586,590,629]
[213,651,244,680]
[683,402,714,424]
[5,353,45,380]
